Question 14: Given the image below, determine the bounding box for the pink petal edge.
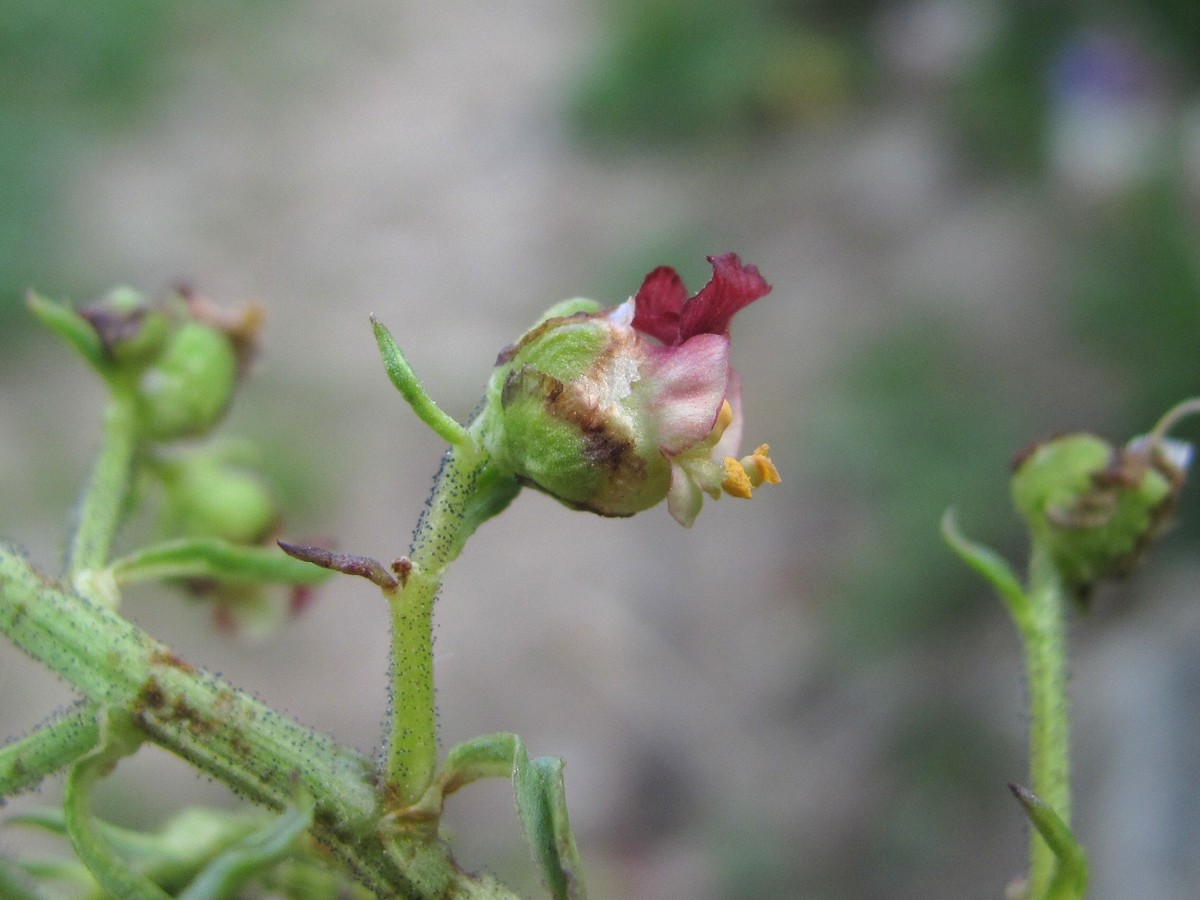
[645,333,731,455]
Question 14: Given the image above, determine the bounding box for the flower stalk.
[381,441,520,808]
[1021,543,1072,897]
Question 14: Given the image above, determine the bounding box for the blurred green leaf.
[942,510,1028,623]
[1009,783,1089,900]
[179,796,312,900]
[514,745,586,900]
[110,538,333,588]
[26,291,108,375]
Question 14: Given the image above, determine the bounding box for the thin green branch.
[381,445,520,808]
[0,704,100,798]
[68,391,139,586]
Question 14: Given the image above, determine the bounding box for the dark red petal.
[632,265,688,344]
[677,253,771,341]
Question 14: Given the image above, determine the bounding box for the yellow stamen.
[721,457,754,499]
[742,444,781,487]
[720,444,781,500]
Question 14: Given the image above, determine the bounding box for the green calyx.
[477,305,669,517]
[1011,433,1185,598]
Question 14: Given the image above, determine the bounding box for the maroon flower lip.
[631,252,772,346]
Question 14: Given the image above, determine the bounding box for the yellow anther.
[741,444,781,487]
[721,457,754,499]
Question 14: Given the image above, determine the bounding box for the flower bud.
[137,321,240,441]
[1011,432,1190,596]
[77,286,262,442]
[475,254,779,526]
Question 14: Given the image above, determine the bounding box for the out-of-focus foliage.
[809,314,1027,655]
[566,0,877,144]
[1070,183,1200,427]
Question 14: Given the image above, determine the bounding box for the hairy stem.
[382,445,519,807]
[0,544,414,893]
[1021,543,1072,897]
[0,703,100,797]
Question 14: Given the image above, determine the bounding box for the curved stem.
[68,390,139,584]
[63,708,171,900]
[1021,543,1072,897]
[1148,396,1200,444]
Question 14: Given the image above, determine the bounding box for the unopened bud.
[1011,431,1189,597]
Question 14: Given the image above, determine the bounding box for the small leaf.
[942,509,1029,622]
[1009,783,1088,900]
[439,732,519,796]
[63,708,171,900]
[110,539,333,588]
[277,541,401,592]
[372,317,472,448]
[513,740,586,900]
[178,795,313,900]
[26,291,109,375]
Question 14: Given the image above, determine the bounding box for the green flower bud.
[1011,432,1190,597]
[137,321,239,441]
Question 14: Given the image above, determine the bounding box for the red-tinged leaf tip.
[277,541,400,592]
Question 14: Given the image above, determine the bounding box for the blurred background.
[3,0,1200,897]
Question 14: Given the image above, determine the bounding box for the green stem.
[382,445,520,808]
[0,703,100,798]
[68,390,139,584]
[1021,543,1072,897]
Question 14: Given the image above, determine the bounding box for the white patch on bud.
[606,298,635,328]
